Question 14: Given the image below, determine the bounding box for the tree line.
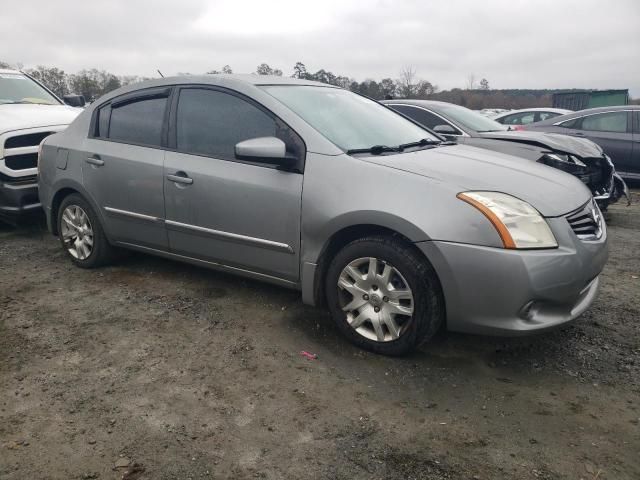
[4,59,626,109]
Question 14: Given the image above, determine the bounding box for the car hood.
[365,144,591,217]
[477,130,603,158]
[0,103,81,133]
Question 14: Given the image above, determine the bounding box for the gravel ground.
[1,191,639,480]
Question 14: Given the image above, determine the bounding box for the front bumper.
[417,215,608,336]
[0,175,42,221]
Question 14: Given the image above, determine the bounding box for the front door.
[163,87,304,282]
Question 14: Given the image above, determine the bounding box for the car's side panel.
[164,150,303,281]
[80,139,168,249]
[299,151,507,268]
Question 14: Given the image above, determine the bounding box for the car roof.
[125,74,334,91]
[492,107,572,119]
[496,107,572,115]
[0,68,22,75]
[381,99,457,109]
[88,74,339,106]
[532,104,640,125]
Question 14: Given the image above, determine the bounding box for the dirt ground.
[1,192,639,480]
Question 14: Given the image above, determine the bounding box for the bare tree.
[398,66,418,98]
[466,73,476,90]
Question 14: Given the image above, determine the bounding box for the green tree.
[292,62,309,79]
[380,78,397,99]
[480,78,490,90]
[256,63,282,76]
[25,66,69,97]
[207,65,233,74]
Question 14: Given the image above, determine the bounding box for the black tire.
[325,235,445,356]
[57,193,115,268]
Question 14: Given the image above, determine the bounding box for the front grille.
[566,200,603,241]
[5,153,38,170]
[1,127,62,177]
[4,131,54,149]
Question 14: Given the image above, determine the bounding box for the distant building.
[552,89,629,110]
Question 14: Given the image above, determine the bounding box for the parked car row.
[34,75,611,355]
[458,104,639,182]
[382,100,629,209]
[523,106,640,181]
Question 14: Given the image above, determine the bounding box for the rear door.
[575,111,633,173]
[163,86,304,282]
[82,88,170,249]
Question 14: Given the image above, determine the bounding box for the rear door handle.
[166,172,193,185]
[572,132,585,137]
[86,156,104,166]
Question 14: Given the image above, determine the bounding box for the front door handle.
[86,156,104,166]
[166,172,193,185]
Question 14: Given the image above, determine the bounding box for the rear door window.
[580,112,628,133]
[538,111,562,121]
[500,112,535,125]
[108,96,167,147]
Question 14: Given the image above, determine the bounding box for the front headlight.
[457,191,558,249]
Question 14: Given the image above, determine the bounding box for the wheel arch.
[309,222,440,308]
[49,180,104,237]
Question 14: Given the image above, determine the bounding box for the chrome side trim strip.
[116,242,298,287]
[104,207,160,222]
[165,219,294,254]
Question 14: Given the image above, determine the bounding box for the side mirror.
[433,124,458,135]
[63,94,86,107]
[235,137,291,164]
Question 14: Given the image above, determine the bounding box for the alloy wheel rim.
[61,205,94,260]
[337,257,414,342]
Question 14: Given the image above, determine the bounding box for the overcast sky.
[1,0,639,95]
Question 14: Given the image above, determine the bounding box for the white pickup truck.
[0,69,82,222]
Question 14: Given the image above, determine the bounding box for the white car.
[492,108,572,128]
[0,69,82,222]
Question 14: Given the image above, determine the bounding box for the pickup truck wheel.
[326,235,444,356]
[57,194,114,268]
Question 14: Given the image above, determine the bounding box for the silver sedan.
[37,75,608,355]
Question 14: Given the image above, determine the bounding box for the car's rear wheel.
[326,235,444,355]
[57,194,114,268]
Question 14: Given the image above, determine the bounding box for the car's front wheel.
[326,235,444,355]
[57,194,114,268]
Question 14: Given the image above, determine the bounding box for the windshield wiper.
[397,138,441,151]
[347,138,442,156]
[346,145,400,155]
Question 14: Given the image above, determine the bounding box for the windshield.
[262,85,438,152]
[437,103,508,132]
[0,72,61,105]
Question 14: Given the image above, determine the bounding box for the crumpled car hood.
[365,144,592,217]
[477,130,603,158]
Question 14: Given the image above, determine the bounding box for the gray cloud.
[1,0,638,95]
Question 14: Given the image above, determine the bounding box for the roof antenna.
[157,69,165,78]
